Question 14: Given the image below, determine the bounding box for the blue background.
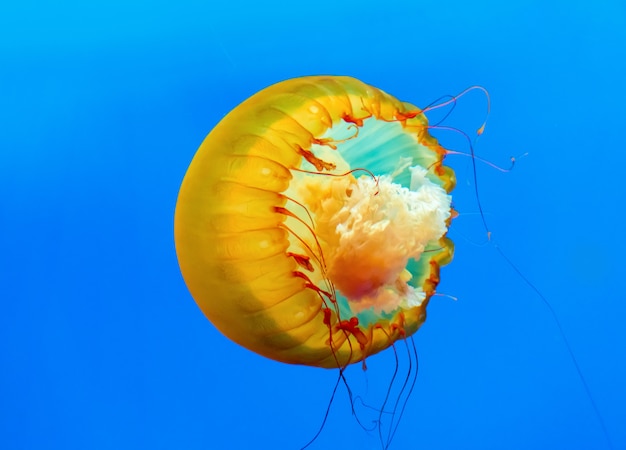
[2,1,625,449]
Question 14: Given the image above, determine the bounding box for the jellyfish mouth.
[299,164,452,316]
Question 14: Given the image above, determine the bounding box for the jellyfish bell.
[174,76,456,369]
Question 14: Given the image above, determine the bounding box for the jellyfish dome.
[174,76,455,368]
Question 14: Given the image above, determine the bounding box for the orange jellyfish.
[174,76,455,369]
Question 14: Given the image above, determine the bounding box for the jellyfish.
[174,76,456,369]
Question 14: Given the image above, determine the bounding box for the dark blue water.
[2,1,625,449]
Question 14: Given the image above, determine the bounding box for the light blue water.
[1,1,625,449]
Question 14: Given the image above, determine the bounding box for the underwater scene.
[2,1,625,449]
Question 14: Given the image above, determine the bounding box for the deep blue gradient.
[2,1,625,449]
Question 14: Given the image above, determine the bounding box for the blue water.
[2,1,625,449]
